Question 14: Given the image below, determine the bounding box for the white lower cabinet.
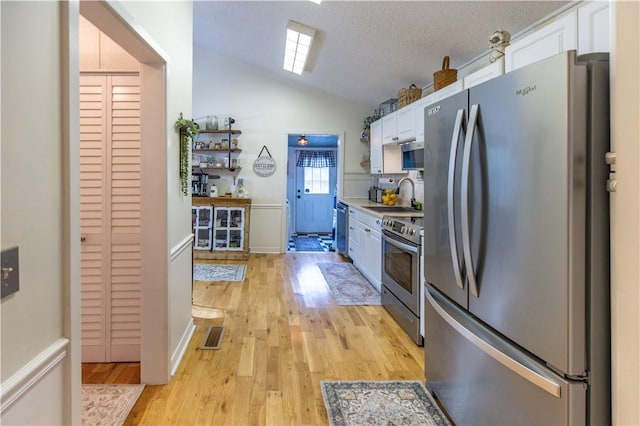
[349,208,382,292]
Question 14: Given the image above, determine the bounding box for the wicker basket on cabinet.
[397,84,422,107]
[433,56,457,90]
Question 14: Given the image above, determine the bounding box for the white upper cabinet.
[578,1,610,54]
[382,144,406,174]
[505,10,578,72]
[463,58,505,89]
[369,119,383,174]
[381,112,398,145]
[433,80,464,101]
[396,103,416,143]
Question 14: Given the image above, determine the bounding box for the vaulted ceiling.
[193,1,571,110]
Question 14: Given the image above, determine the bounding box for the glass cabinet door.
[193,206,213,250]
[212,207,245,251]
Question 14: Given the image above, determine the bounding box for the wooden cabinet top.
[192,196,251,206]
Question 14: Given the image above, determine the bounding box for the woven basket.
[433,56,457,91]
[398,84,422,107]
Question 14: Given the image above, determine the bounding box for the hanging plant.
[174,113,200,195]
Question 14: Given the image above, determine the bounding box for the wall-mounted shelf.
[193,148,242,154]
[198,129,242,135]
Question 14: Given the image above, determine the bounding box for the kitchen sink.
[363,206,420,213]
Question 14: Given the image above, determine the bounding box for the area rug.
[194,263,246,281]
[321,381,450,426]
[82,384,144,426]
[293,235,325,252]
[316,263,381,305]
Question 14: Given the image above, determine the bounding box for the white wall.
[117,0,194,382]
[610,1,640,424]
[0,2,73,423]
[193,45,369,252]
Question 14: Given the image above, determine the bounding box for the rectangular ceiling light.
[283,20,316,75]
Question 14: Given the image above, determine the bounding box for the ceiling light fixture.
[308,0,322,4]
[283,20,316,75]
[297,135,309,146]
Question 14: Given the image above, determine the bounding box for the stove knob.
[400,226,406,234]
[408,228,415,236]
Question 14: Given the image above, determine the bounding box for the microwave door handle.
[448,109,466,290]
[462,104,479,298]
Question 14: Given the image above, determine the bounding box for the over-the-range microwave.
[400,141,424,170]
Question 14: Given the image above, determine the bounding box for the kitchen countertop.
[339,197,424,218]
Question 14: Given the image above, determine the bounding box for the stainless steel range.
[381,215,424,345]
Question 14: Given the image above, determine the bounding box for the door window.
[303,167,330,194]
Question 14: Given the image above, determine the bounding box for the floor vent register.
[200,326,226,350]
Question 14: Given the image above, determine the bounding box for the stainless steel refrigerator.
[423,51,610,425]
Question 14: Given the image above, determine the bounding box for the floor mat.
[82,384,145,426]
[293,235,325,251]
[316,262,381,305]
[321,380,450,426]
[288,233,333,252]
[193,263,246,281]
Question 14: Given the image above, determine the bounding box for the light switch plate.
[1,246,20,298]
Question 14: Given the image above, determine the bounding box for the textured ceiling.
[194,0,571,109]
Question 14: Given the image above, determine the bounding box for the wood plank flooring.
[125,252,425,425]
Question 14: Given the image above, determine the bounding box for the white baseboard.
[170,319,196,377]
[1,338,69,413]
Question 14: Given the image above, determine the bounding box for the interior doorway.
[286,133,338,252]
[78,1,169,385]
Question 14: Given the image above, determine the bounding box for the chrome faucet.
[397,177,417,209]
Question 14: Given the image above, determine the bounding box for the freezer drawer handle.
[447,109,466,290]
[461,104,480,298]
[426,289,562,398]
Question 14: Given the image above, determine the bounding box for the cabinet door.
[370,120,383,174]
[382,112,398,145]
[433,80,464,101]
[349,218,362,266]
[396,104,416,142]
[578,1,609,54]
[462,59,504,89]
[194,206,213,250]
[505,10,577,72]
[382,144,407,174]
[364,228,382,292]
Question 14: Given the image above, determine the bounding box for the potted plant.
[175,113,200,195]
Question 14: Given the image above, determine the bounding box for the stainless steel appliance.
[423,51,610,425]
[368,187,383,203]
[400,141,424,170]
[335,202,348,255]
[381,215,424,345]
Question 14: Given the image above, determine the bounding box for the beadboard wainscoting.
[0,338,69,424]
[250,204,285,253]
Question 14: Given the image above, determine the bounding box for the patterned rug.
[194,263,246,281]
[321,381,450,426]
[82,384,144,426]
[316,263,381,305]
[293,235,325,252]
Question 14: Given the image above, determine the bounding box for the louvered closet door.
[80,74,141,363]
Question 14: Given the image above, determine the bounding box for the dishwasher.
[336,202,348,256]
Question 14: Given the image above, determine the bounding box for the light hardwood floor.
[123,252,425,425]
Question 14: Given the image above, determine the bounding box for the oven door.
[382,231,420,315]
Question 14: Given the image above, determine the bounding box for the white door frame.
[281,131,345,252]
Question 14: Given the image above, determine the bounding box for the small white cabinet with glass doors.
[192,197,252,260]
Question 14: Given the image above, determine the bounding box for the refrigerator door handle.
[447,109,466,290]
[461,104,480,298]
[426,287,562,398]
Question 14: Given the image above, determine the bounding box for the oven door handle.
[383,233,419,254]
